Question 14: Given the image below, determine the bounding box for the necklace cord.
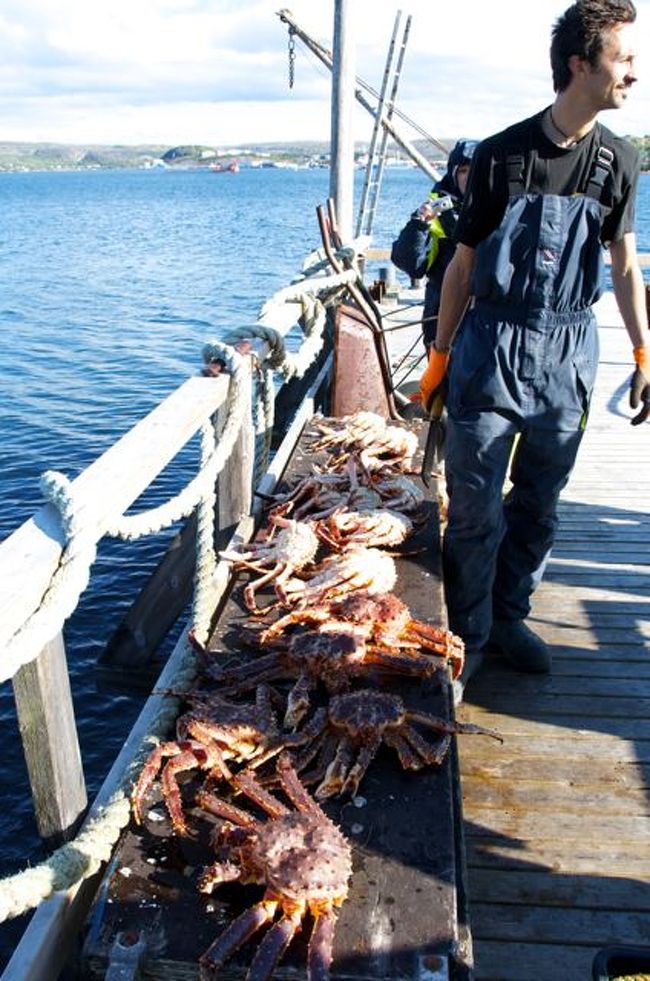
[549,107,571,141]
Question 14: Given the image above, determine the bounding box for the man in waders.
[419,0,649,705]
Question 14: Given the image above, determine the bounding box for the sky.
[1,0,649,148]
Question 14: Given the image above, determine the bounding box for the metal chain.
[288,27,296,88]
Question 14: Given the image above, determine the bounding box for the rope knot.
[40,470,79,540]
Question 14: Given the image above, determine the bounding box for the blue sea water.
[0,164,648,968]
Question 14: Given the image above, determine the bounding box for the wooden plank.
[458,708,647,740]
[460,733,649,763]
[547,658,650,676]
[460,755,647,787]
[460,777,647,814]
[467,868,650,910]
[461,808,647,841]
[471,667,650,699]
[469,902,650,946]
[461,690,649,718]
[471,941,602,981]
[465,839,650,876]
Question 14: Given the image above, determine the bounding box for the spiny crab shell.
[245,810,351,904]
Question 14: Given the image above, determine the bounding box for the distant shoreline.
[0,139,448,174]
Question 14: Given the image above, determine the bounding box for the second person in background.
[391,139,479,353]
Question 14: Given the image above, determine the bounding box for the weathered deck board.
[452,300,650,979]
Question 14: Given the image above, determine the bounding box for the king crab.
[313,507,413,551]
[257,591,465,680]
[192,625,446,730]
[369,470,425,515]
[219,513,319,613]
[131,685,288,835]
[195,753,352,980]
[267,455,382,522]
[277,545,397,609]
[291,689,502,799]
[310,411,418,472]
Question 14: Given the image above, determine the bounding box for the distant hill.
[0,139,452,173]
[0,142,169,172]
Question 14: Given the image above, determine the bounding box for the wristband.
[633,346,648,370]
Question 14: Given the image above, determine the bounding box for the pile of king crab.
[129,411,501,980]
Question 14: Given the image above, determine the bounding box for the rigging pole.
[330,0,356,241]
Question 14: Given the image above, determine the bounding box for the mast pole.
[329,0,356,242]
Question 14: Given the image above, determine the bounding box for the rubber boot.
[488,620,551,673]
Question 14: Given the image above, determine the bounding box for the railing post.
[13,631,87,844]
[215,358,254,535]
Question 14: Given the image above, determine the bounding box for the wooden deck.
[383,289,650,980]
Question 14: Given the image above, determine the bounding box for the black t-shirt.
[456,108,640,249]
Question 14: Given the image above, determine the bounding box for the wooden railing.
[0,374,236,843]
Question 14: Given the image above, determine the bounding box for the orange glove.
[630,346,649,426]
[419,346,449,414]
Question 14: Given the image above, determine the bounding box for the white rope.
[0,473,98,684]
[191,420,219,645]
[105,345,246,540]
[0,639,198,922]
[0,346,246,684]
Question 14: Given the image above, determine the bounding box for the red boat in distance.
[210,159,239,173]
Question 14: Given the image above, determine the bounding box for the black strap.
[505,150,527,197]
[584,145,614,202]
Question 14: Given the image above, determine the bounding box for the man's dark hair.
[550,0,636,92]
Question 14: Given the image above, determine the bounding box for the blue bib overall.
[443,147,611,653]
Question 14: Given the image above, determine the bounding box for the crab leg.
[361,646,444,676]
[285,670,314,729]
[196,859,242,893]
[316,738,358,799]
[234,770,291,818]
[307,906,338,981]
[159,739,229,836]
[407,712,503,742]
[199,899,278,978]
[131,742,183,825]
[299,733,340,788]
[195,789,262,829]
[250,708,327,773]
[247,907,304,981]
[383,730,434,769]
[400,725,452,767]
[340,736,382,797]
[259,608,329,644]
[203,651,287,687]
[244,563,286,613]
[276,753,325,819]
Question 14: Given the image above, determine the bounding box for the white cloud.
[0,0,648,145]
